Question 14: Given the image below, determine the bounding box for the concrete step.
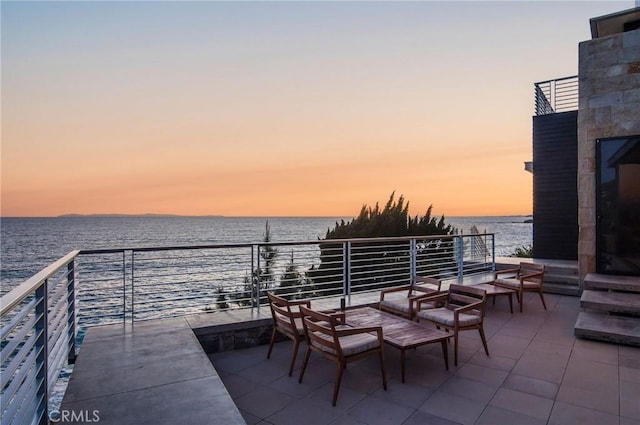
[581,290,640,315]
[584,273,640,292]
[495,258,578,277]
[574,311,640,346]
[545,282,581,297]
[545,273,580,285]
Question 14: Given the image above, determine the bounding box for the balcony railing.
[0,233,494,425]
[534,75,578,116]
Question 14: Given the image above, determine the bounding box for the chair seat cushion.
[380,297,411,314]
[495,277,541,289]
[313,328,380,357]
[416,307,481,327]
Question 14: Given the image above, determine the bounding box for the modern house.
[532,6,640,344]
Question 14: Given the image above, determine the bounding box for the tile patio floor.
[209,294,640,425]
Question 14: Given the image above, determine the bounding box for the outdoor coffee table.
[345,307,451,383]
[473,282,515,313]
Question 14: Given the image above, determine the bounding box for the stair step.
[584,273,640,292]
[574,311,640,346]
[544,282,581,297]
[495,258,578,276]
[581,290,640,314]
[545,273,580,285]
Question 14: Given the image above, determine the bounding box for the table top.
[473,283,516,295]
[345,307,451,349]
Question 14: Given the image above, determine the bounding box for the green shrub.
[511,245,533,258]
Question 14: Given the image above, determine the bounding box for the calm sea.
[0,215,532,293]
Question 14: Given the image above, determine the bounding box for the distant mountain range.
[57,213,224,218]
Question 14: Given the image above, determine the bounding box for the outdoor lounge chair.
[298,305,387,406]
[415,284,489,366]
[492,262,546,313]
[379,276,442,319]
[266,292,310,376]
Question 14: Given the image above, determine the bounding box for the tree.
[311,192,455,294]
[258,221,278,290]
[228,220,279,307]
[215,286,230,310]
[277,251,305,299]
[325,192,453,239]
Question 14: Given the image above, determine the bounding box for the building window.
[596,136,640,276]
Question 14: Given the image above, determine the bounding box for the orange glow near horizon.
[1,1,629,218]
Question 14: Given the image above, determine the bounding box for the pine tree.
[313,192,455,294]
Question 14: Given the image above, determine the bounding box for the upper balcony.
[534,75,578,116]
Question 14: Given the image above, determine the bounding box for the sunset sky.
[1,1,633,218]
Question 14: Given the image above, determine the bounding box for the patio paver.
[209,293,640,425]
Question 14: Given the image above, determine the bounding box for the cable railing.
[1,251,79,425]
[534,75,578,116]
[0,233,494,424]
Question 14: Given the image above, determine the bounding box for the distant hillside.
[57,213,224,218]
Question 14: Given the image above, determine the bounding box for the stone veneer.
[577,27,640,284]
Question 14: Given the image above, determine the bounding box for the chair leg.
[378,349,387,390]
[288,339,300,377]
[519,290,524,313]
[478,327,489,356]
[332,362,345,406]
[298,346,311,383]
[539,290,548,310]
[454,332,459,366]
[267,328,277,359]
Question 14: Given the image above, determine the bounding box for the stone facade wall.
[577,28,640,284]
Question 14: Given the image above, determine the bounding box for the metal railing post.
[35,280,48,425]
[344,242,351,303]
[491,234,496,272]
[410,239,417,277]
[66,261,77,364]
[131,250,135,324]
[256,245,261,313]
[123,251,127,325]
[456,236,464,284]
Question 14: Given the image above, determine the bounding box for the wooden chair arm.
[495,267,520,278]
[286,299,311,307]
[411,287,439,296]
[453,300,484,318]
[380,285,412,300]
[290,310,305,319]
[328,311,346,325]
[335,325,384,342]
[409,292,439,302]
[519,271,543,281]
[416,293,448,309]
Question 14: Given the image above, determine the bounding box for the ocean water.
[1,214,531,412]
[0,215,532,293]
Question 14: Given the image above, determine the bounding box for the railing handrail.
[76,233,468,256]
[0,250,80,316]
[533,75,578,86]
[534,75,578,116]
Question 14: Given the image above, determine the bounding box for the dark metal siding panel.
[532,111,578,260]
